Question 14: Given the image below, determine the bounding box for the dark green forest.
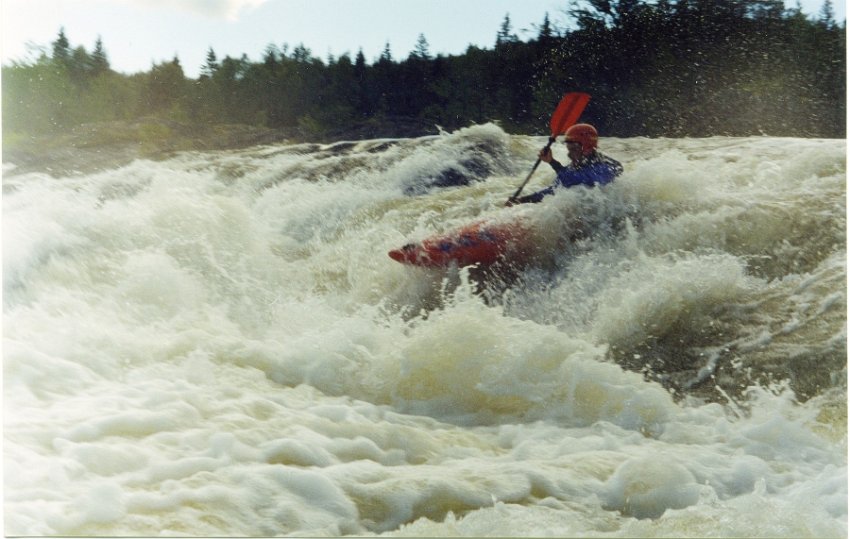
[2,0,846,146]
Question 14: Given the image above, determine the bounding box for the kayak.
[388,220,529,268]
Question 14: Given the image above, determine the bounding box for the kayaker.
[506,123,623,205]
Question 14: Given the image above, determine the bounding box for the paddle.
[506,92,591,204]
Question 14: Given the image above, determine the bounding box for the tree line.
[2,0,845,142]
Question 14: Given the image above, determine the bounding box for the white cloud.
[184,0,270,20]
[109,0,270,20]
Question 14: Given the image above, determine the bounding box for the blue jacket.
[517,151,623,204]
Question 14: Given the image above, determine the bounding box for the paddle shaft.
[505,92,589,204]
[509,136,556,201]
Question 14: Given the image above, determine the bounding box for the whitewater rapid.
[3,124,846,536]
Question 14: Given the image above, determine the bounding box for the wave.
[3,125,845,536]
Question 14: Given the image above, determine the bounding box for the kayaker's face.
[566,141,583,163]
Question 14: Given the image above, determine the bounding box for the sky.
[1,0,844,78]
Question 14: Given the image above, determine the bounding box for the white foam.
[4,133,845,536]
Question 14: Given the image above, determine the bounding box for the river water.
[3,124,846,536]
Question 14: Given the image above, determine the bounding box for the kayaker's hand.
[539,147,553,163]
[505,197,519,207]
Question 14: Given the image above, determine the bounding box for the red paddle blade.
[549,92,591,136]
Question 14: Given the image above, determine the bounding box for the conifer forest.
[2,0,846,144]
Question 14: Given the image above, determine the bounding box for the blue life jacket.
[518,151,623,203]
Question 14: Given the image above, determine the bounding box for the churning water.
[3,124,846,536]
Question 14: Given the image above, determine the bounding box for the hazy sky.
[2,0,844,78]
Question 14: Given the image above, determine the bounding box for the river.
[3,124,846,536]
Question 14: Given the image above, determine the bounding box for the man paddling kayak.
[506,123,623,206]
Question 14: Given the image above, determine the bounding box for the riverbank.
[2,116,441,177]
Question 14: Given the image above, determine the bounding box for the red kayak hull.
[388,221,528,268]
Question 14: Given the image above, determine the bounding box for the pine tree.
[353,48,369,116]
[202,47,219,78]
[537,13,554,40]
[291,43,312,62]
[70,45,92,83]
[91,36,110,75]
[51,27,71,66]
[379,42,393,63]
[263,44,279,68]
[496,14,518,46]
[411,33,432,60]
[819,0,836,28]
[354,49,367,73]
